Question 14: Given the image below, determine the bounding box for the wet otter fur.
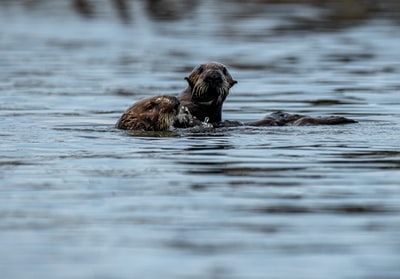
[115,95,179,131]
[245,111,357,126]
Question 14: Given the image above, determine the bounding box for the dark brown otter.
[115,95,179,131]
[177,62,237,126]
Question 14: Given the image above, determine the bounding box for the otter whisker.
[193,84,200,98]
[217,87,228,104]
[193,82,209,99]
[204,84,209,96]
[200,83,208,97]
[195,85,202,98]
[217,88,222,102]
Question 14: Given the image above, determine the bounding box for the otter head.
[185,62,237,106]
[116,95,180,131]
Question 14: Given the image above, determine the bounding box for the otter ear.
[184,77,194,88]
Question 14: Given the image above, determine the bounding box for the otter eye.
[197,66,204,74]
[147,102,156,110]
[222,67,227,75]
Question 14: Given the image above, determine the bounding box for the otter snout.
[204,70,223,85]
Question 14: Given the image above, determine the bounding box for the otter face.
[185,62,237,105]
[116,95,180,131]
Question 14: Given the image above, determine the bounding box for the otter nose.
[204,71,223,83]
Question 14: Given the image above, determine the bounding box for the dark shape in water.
[72,0,132,23]
[245,111,357,126]
[72,0,94,18]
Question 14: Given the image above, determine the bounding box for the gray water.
[1,1,400,279]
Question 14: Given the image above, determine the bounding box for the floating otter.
[116,62,356,131]
[175,62,237,127]
[115,95,179,131]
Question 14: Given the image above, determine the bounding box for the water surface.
[1,1,400,278]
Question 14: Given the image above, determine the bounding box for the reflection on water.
[1,1,400,279]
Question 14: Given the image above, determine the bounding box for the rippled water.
[1,1,400,279]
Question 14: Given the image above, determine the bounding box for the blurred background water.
[1,1,400,278]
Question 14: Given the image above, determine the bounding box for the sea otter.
[175,62,237,127]
[115,62,356,131]
[115,95,179,131]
